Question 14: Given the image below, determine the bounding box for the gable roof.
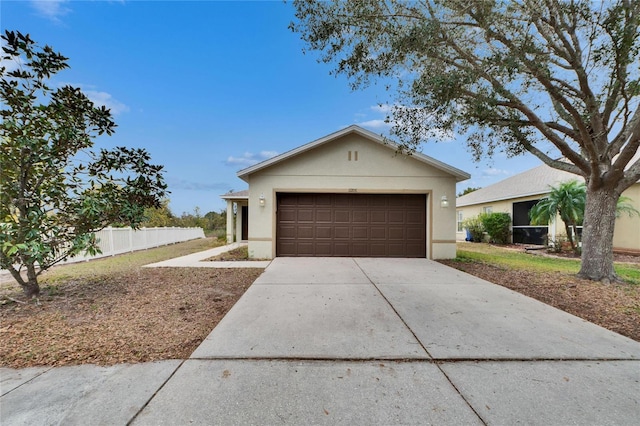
[236,125,470,182]
[457,163,580,207]
[220,189,248,200]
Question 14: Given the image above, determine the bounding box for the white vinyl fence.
[61,227,205,264]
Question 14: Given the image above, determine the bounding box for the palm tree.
[615,196,640,219]
[530,180,640,254]
[529,180,586,254]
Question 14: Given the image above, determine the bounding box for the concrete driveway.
[2,258,639,425]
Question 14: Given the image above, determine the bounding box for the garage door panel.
[335,210,351,223]
[388,210,405,223]
[315,226,333,239]
[297,226,314,239]
[388,243,406,256]
[334,197,350,207]
[297,209,314,222]
[278,241,296,254]
[297,242,315,255]
[351,242,369,256]
[388,227,406,240]
[277,193,426,257]
[369,243,387,256]
[316,196,332,206]
[352,210,369,223]
[352,227,369,239]
[352,197,370,207]
[370,227,386,240]
[406,227,425,240]
[279,226,297,239]
[370,197,388,207]
[406,243,424,254]
[315,243,333,255]
[334,243,350,256]
[405,196,425,207]
[297,194,315,205]
[334,227,350,239]
[370,211,387,223]
[406,211,425,224]
[279,210,296,222]
[316,209,332,222]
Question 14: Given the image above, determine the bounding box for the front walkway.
[143,242,270,268]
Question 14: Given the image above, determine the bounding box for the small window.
[483,206,493,214]
[457,211,464,232]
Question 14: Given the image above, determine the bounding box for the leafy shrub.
[462,217,485,242]
[479,212,511,244]
[547,234,581,255]
[546,234,567,253]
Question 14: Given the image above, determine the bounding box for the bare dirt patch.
[438,259,640,342]
[0,267,262,368]
[205,246,249,261]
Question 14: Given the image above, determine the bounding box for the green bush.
[462,217,485,242]
[479,212,511,244]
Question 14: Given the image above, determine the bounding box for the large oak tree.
[291,0,640,282]
[0,31,167,298]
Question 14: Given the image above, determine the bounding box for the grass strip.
[40,237,223,284]
[455,243,640,285]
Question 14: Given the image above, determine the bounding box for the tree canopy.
[292,0,640,282]
[458,186,482,197]
[0,31,167,297]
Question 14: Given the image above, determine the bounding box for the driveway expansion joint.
[0,366,53,397]
[125,360,185,426]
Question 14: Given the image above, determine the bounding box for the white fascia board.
[456,190,551,207]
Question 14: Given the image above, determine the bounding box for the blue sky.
[2,0,541,215]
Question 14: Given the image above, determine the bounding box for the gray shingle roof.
[220,189,249,200]
[456,163,580,207]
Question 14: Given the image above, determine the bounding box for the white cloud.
[30,0,71,22]
[84,90,130,116]
[167,178,229,191]
[0,55,25,75]
[370,104,393,114]
[225,151,278,167]
[483,168,510,176]
[356,119,391,130]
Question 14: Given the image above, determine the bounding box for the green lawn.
[40,237,223,284]
[455,242,640,285]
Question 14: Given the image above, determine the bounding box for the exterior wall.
[456,183,640,252]
[456,195,543,241]
[246,133,459,259]
[614,183,640,252]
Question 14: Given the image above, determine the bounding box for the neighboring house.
[456,163,640,253]
[221,125,470,259]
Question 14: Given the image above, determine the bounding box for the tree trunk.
[564,222,575,252]
[24,263,41,298]
[7,263,41,298]
[578,186,618,282]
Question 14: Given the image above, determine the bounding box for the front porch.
[220,190,249,244]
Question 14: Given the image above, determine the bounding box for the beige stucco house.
[221,125,470,259]
[456,163,640,253]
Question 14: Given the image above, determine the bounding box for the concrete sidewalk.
[143,242,271,268]
[2,258,639,425]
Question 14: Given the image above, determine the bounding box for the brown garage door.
[277,193,426,257]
